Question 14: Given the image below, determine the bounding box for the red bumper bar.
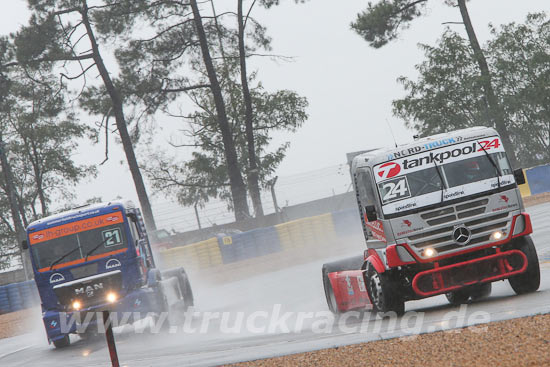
[412,249,527,297]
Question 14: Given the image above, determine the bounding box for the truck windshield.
[373,137,514,216]
[29,212,128,272]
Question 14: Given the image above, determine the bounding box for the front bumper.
[411,248,527,297]
[43,287,163,341]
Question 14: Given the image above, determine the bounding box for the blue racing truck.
[22,200,193,348]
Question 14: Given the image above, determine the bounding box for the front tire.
[508,236,540,294]
[365,264,404,315]
[53,335,70,349]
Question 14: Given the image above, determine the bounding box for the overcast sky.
[0,1,546,230]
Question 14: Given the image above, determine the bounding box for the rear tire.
[176,270,194,310]
[508,236,540,294]
[53,335,70,349]
[321,255,364,314]
[322,265,339,314]
[366,264,404,315]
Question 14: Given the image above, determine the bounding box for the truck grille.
[53,270,122,310]
[420,199,489,226]
[406,197,512,258]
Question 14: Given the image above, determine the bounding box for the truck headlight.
[423,248,437,258]
[72,300,82,310]
[106,292,118,303]
[491,231,505,241]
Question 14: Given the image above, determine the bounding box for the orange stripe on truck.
[29,212,125,245]
[38,248,128,272]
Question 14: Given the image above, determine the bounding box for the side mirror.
[21,240,28,250]
[513,168,526,185]
[365,205,378,222]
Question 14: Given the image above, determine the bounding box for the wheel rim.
[369,272,383,309]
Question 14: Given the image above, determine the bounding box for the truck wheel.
[53,335,70,348]
[508,236,540,294]
[177,270,194,310]
[470,283,492,301]
[366,264,404,315]
[322,265,339,314]
[445,289,470,305]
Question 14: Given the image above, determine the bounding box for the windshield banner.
[374,136,504,183]
[373,136,513,215]
[29,212,124,245]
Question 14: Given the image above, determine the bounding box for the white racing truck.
[322,127,540,314]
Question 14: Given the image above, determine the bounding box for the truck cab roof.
[27,200,136,232]
[351,126,498,172]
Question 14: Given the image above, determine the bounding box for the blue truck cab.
[23,200,193,348]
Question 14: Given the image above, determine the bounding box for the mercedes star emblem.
[453,225,471,246]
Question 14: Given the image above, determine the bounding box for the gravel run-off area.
[228,313,550,367]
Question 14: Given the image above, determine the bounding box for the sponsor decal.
[29,212,124,245]
[395,202,417,212]
[356,276,366,292]
[444,190,465,200]
[364,219,387,242]
[402,220,412,227]
[134,298,142,307]
[49,273,65,284]
[403,143,477,169]
[106,259,121,270]
[376,162,401,179]
[32,234,44,241]
[492,203,519,212]
[345,276,354,296]
[386,138,458,160]
[396,228,423,237]
[50,320,58,329]
[46,209,101,226]
[499,195,509,203]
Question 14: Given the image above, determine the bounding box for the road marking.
[0,345,33,360]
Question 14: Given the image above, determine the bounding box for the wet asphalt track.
[0,203,548,367]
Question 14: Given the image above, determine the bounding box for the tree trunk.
[457,0,518,167]
[81,1,157,231]
[28,134,48,215]
[0,141,32,280]
[190,0,250,221]
[237,0,264,218]
[194,202,202,230]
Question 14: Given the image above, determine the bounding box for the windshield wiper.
[49,245,81,271]
[84,236,112,262]
[477,140,501,189]
[433,160,446,203]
